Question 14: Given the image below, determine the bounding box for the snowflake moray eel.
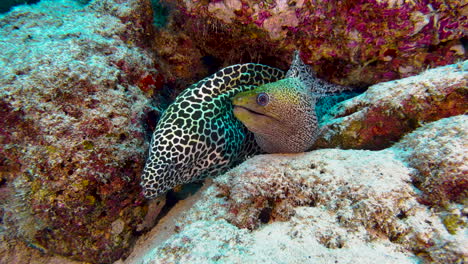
[141,51,351,199]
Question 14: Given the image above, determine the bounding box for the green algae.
[82,140,94,150]
[442,214,466,235]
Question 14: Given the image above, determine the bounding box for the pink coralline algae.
[0,0,159,263]
[160,0,466,86]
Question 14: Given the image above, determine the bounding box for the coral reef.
[0,0,466,263]
[0,0,160,262]
[123,115,467,264]
[153,28,207,92]
[315,61,467,149]
[154,0,466,88]
[91,0,155,49]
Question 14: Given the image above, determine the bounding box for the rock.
[152,28,207,92]
[123,116,467,263]
[315,61,467,150]
[394,115,467,206]
[88,0,155,49]
[155,0,466,87]
[0,0,159,262]
[0,240,83,264]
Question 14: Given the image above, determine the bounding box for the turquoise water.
[0,0,41,13]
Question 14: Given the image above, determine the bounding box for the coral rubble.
[0,0,159,262]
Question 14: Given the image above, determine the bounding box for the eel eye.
[256,93,269,106]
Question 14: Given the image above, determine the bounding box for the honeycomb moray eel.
[142,63,285,198]
[141,51,351,198]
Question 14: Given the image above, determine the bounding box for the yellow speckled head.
[231,77,318,153]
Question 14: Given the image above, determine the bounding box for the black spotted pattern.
[142,64,285,198]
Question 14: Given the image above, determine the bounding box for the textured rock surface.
[122,116,467,264]
[315,61,467,150]
[0,240,85,264]
[153,28,207,92]
[395,116,468,206]
[154,0,466,89]
[0,0,159,263]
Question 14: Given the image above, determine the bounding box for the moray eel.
[232,51,351,153]
[142,51,351,198]
[231,77,317,153]
[142,63,285,198]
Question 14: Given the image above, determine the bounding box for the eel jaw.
[233,105,267,119]
[233,105,277,134]
[232,95,279,134]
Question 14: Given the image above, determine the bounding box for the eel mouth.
[231,93,279,123]
[233,105,280,125]
[233,105,267,117]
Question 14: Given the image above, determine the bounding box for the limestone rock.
[0,0,159,262]
[316,61,467,150]
[155,0,466,87]
[395,115,467,206]
[122,116,467,263]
